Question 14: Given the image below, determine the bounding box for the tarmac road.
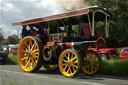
[0,65,128,85]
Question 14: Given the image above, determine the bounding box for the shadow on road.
[0,64,127,81]
[36,69,128,81]
[37,69,61,75]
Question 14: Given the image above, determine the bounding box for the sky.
[0,0,64,38]
[0,0,88,38]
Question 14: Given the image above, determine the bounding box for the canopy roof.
[12,7,111,27]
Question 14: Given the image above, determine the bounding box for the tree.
[7,34,19,44]
[84,0,128,48]
[0,28,4,44]
[12,34,19,44]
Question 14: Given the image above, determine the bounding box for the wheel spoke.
[73,60,78,64]
[24,42,29,50]
[91,65,93,72]
[28,59,32,69]
[63,60,67,63]
[30,62,33,69]
[32,49,38,53]
[29,39,32,49]
[72,66,76,72]
[93,64,98,69]
[64,56,68,61]
[21,57,28,61]
[25,58,30,68]
[92,65,96,70]
[83,60,89,64]
[62,64,66,66]
[72,64,78,68]
[33,44,37,49]
[32,55,38,59]
[84,64,90,70]
[21,50,26,53]
[31,43,36,51]
[68,53,70,61]
[69,67,72,73]
[64,65,68,70]
[31,58,36,65]
[67,66,71,73]
[71,53,74,59]
[70,57,76,61]
[35,58,37,64]
[33,52,39,57]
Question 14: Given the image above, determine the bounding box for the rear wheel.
[18,36,43,72]
[43,64,58,71]
[81,50,101,75]
[59,49,81,77]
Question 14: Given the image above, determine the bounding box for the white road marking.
[1,70,108,85]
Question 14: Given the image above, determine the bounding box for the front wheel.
[18,36,43,72]
[59,49,81,77]
[81,50,102,75]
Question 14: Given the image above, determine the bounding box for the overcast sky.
[0,0,64,38]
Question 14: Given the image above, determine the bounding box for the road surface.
[0,65,128,85]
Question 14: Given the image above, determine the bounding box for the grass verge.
[100,59,128,76]
[7,54,18,64]
[7,54,128,76]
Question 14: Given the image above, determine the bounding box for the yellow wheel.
[59,49,81,77]
[43,64,58,71]
[81,50,101,75]
[18,36,43,72]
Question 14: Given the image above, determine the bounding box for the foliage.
[84,0,128,48]
[100,59,128,76]
[12,34,19,44]
[0,39,8,45]
[7,54,18,64]
[0,28,4,44]
[7,34,19,44]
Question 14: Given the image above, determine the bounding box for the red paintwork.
[12,7,111,26]
[10,49,17,54]
[82,26,101,39]
[88,43,117,56]
[120,47,128,59]
[63,42,73,49]
[12,8,89,26]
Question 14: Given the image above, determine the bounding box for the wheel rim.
[43,64,58,71]
[81,51,100,75]
[18,37,39,72]
[59,50,79,77]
